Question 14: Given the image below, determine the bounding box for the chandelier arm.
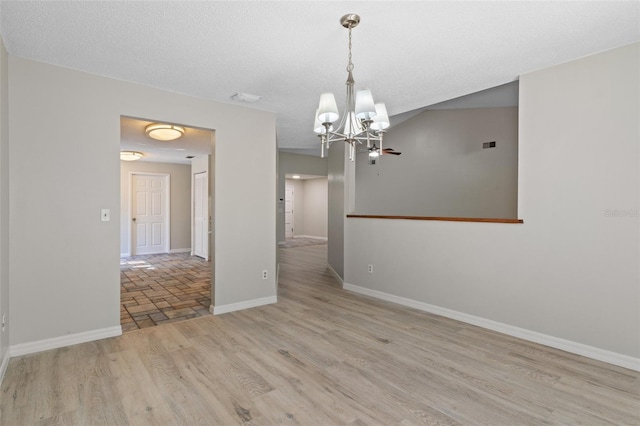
[333,109,349,137]
[352,135,381,144]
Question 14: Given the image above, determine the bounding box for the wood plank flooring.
[2,244,639,425]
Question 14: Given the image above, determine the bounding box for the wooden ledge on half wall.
[346,214,524,224]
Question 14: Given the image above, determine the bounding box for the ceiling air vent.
[231,92,262,103]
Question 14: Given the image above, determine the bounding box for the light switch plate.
[101,209,110,222]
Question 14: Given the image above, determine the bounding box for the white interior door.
[285,184,294,238]
[193,172,209,259]
[132,174,169,255]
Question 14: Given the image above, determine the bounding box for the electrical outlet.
[368,264,373,273]
[262,270,268,280]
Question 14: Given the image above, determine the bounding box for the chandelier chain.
[347,26,354,73]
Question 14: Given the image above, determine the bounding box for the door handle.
[132,218,136,221]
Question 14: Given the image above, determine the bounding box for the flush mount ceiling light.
[145,123,185,141]
[120,151,143,161]
[314,14,390,161]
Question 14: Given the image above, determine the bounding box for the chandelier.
[314,14,390,161]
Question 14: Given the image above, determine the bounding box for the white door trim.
[193,171,209,259]
[285,183,294,239]
[128,172,171,255]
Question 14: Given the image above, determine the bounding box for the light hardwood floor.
[1,244,639,425]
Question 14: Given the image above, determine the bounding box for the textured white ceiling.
[1,1,638,156]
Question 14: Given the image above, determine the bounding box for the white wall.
[8,57,276,346]
[0,37,10,374]
[120,161,192,255]
[345,43,639,366]
[356,107,518,218]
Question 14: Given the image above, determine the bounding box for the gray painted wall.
[328,142,346,279]
[302,178,328,239]
[355,107,518,218]
[345,43,639,360]
[0,38,9,371]
[8,56,276,346]
[120,161,192,255]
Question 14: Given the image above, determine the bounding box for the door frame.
[285,183,294,238]
[192,171,209,260]
[127,172,171,256]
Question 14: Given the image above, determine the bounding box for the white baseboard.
[122,249,191,256]
[213,296,277,315]
[327,264,344,287]
[0,348,10,385]
[9,326,123,357]
[294,235,328,241]
[343,283,640,372]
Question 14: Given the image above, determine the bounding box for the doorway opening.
[280,174,328,249]
[119,116,214,332]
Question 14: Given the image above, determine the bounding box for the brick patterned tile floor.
[120,253,211,332]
